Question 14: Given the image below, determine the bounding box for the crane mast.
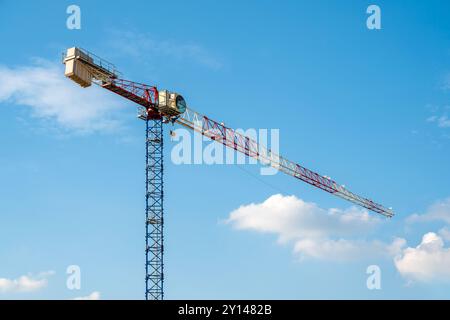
[63,47,394,300]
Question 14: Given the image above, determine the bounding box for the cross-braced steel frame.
[145,118,164,300]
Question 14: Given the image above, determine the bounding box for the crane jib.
[102,78,394,218]
[174,108,393,217]
[62,46,394,219]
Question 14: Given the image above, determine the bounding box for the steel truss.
[145,118,164,300]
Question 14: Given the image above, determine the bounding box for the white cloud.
[437,115,450,128]
[226,194,380,240]
[394,232,450,282]
[426,115,438,122]
[408,197,450,224]
[0,271,54,294]
[294,239,380,261]
[0,60,124,133]
[426,105,450,129]
[108,30,222,70]
[439,227,450,242]
[225,194,389,261]
[292,237,406,262]
[227,194,450,283]
[73,291,101,300]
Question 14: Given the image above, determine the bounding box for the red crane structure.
[63,47,394,300]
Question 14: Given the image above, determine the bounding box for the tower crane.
[62,47,394,300]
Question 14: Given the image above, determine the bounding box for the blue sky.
[0,0,450,299]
